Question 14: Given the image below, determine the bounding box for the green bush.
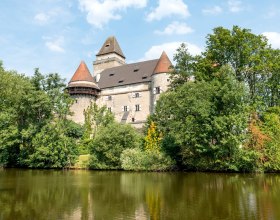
[88,123,141,169]
[121,148,175,171]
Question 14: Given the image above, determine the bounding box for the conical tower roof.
[70,61,95,82]
[96,36,125,59]
[68,61,99,90]
[153,51,172,74]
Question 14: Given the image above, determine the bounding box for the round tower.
[67,61,100,124]
[151,51,172,112]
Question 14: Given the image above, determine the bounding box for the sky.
[0,0,280,81]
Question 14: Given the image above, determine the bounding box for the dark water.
[0,169,280,220]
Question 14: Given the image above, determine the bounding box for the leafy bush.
[27,121,78,168]
[121,148,175,171]
[88,123,141,169]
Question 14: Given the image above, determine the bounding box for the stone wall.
[69,95,95,124]
[97,82,151,127]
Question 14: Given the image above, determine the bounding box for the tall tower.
[151,51,172,112]
[93,36,126,78]
[67,61,100,124]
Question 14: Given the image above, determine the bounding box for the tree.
[144,122,162,152]
[169,43,196,90]
[154,66,249,171]
[28,120,78,168]
[83,102,114,139]
[203,26,272,106]
[88,123,140,169]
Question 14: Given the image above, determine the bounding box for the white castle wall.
[97,82,151,127]
[151,73,170,113]
[69,95,95,124]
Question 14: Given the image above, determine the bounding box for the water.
[0,169,280,220]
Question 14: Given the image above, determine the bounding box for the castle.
[67,36,172,128]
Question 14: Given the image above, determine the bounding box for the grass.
[73,154,90,169]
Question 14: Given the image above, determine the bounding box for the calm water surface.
[0,169,280,220]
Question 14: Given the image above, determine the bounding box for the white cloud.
[155,22,193,35]
[265,7,280,18]
[79,0,147,28]
[34,8,68,25]
[263,32,280,49]
[202,6,223,15]
[228,0,243,13]
[34,13,50,25]
[140,42,202,62]
[45,36,65,53]
[146,0,190,22]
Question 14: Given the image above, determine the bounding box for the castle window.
[135,104,141,111]
[109,73,114,76]
[108,107,111,112]
[123,106,129,112]
[106,95,112,101]
[154,86,161,94]
[75,99,78,103]
[105,44,110,47]
[132,92,141,98]
[132,117,135,122]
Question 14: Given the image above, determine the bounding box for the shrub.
[121,148,175,171]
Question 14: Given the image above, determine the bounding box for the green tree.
[154,66,249,171]
[83,102,114,139]
[203,26,272,107]
[88,123,140,169]
[28,120,78,168]
[169,43,196,90]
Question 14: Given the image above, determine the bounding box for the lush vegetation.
[152,26,280,172]
[0,65,81,168]
[1,25,280,172]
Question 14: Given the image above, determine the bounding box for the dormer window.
[105,44,110,47]
[142,75,147,79]
[118,80,124,83]
[133,65,139,72]
[109,73,114,76]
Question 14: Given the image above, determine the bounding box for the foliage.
[83,102,115,139]
[154,66,249,171]
[144,122,162,152]
[0,64,78,168]
[121,148,175,171]
[169,43,196,90]
[27,120,78,168]
[88,123,141,169]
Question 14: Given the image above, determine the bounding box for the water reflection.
[0,169,280,220]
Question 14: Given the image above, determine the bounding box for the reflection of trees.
[0,169,82,220]
[1,170,280,219]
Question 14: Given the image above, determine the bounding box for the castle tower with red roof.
[67,61,100,123]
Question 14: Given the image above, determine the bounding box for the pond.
[0,169,280,220]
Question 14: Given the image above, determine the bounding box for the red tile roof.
[153,51,172,74]
[70,61,95,82]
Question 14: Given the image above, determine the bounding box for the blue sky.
[1,0,280,81]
